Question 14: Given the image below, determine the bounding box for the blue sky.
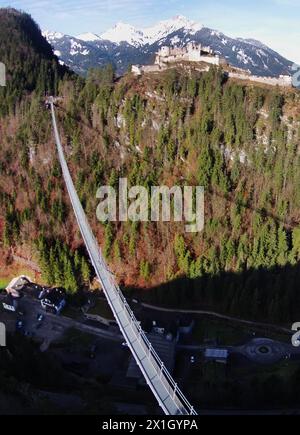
[1,0,299,63]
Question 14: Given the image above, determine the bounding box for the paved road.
[140,302,292,334]
[1,293,298,366]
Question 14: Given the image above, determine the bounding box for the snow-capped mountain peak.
[76,32,101,42]
[100,15,203,46]
[43,15,293,78]
[143,15,203,43]
[101,22,144,46]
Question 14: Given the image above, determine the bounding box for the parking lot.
[0,291,124,352]
[1,295,65,345]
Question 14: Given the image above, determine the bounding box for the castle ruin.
[131,43,293,88]
[155,42,227,67]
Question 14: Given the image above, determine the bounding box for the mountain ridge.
[43,15,293,77]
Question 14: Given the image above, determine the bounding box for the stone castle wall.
[228,71,292,87]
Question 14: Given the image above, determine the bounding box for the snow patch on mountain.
[101,22,144,46]
[210,30,222,37]
[42,30,64,41]
[142,15,203,44]
[170,35,181,45]
[100,15,203,46]
[70,40,85,56]
[76,32,101,42]
[237,38,268,50]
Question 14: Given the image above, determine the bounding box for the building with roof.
[204,348,229,364]
[178,318,195,335]
[40,287,66,314]
[2,294,19,313]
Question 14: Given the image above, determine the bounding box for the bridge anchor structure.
[49,97,197,416]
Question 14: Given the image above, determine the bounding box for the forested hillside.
[0,8,69,116]
[1,9,300,324]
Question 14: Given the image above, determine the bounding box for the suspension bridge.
[49,97,197,416]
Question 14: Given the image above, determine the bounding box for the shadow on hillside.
[124,262,300,325]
